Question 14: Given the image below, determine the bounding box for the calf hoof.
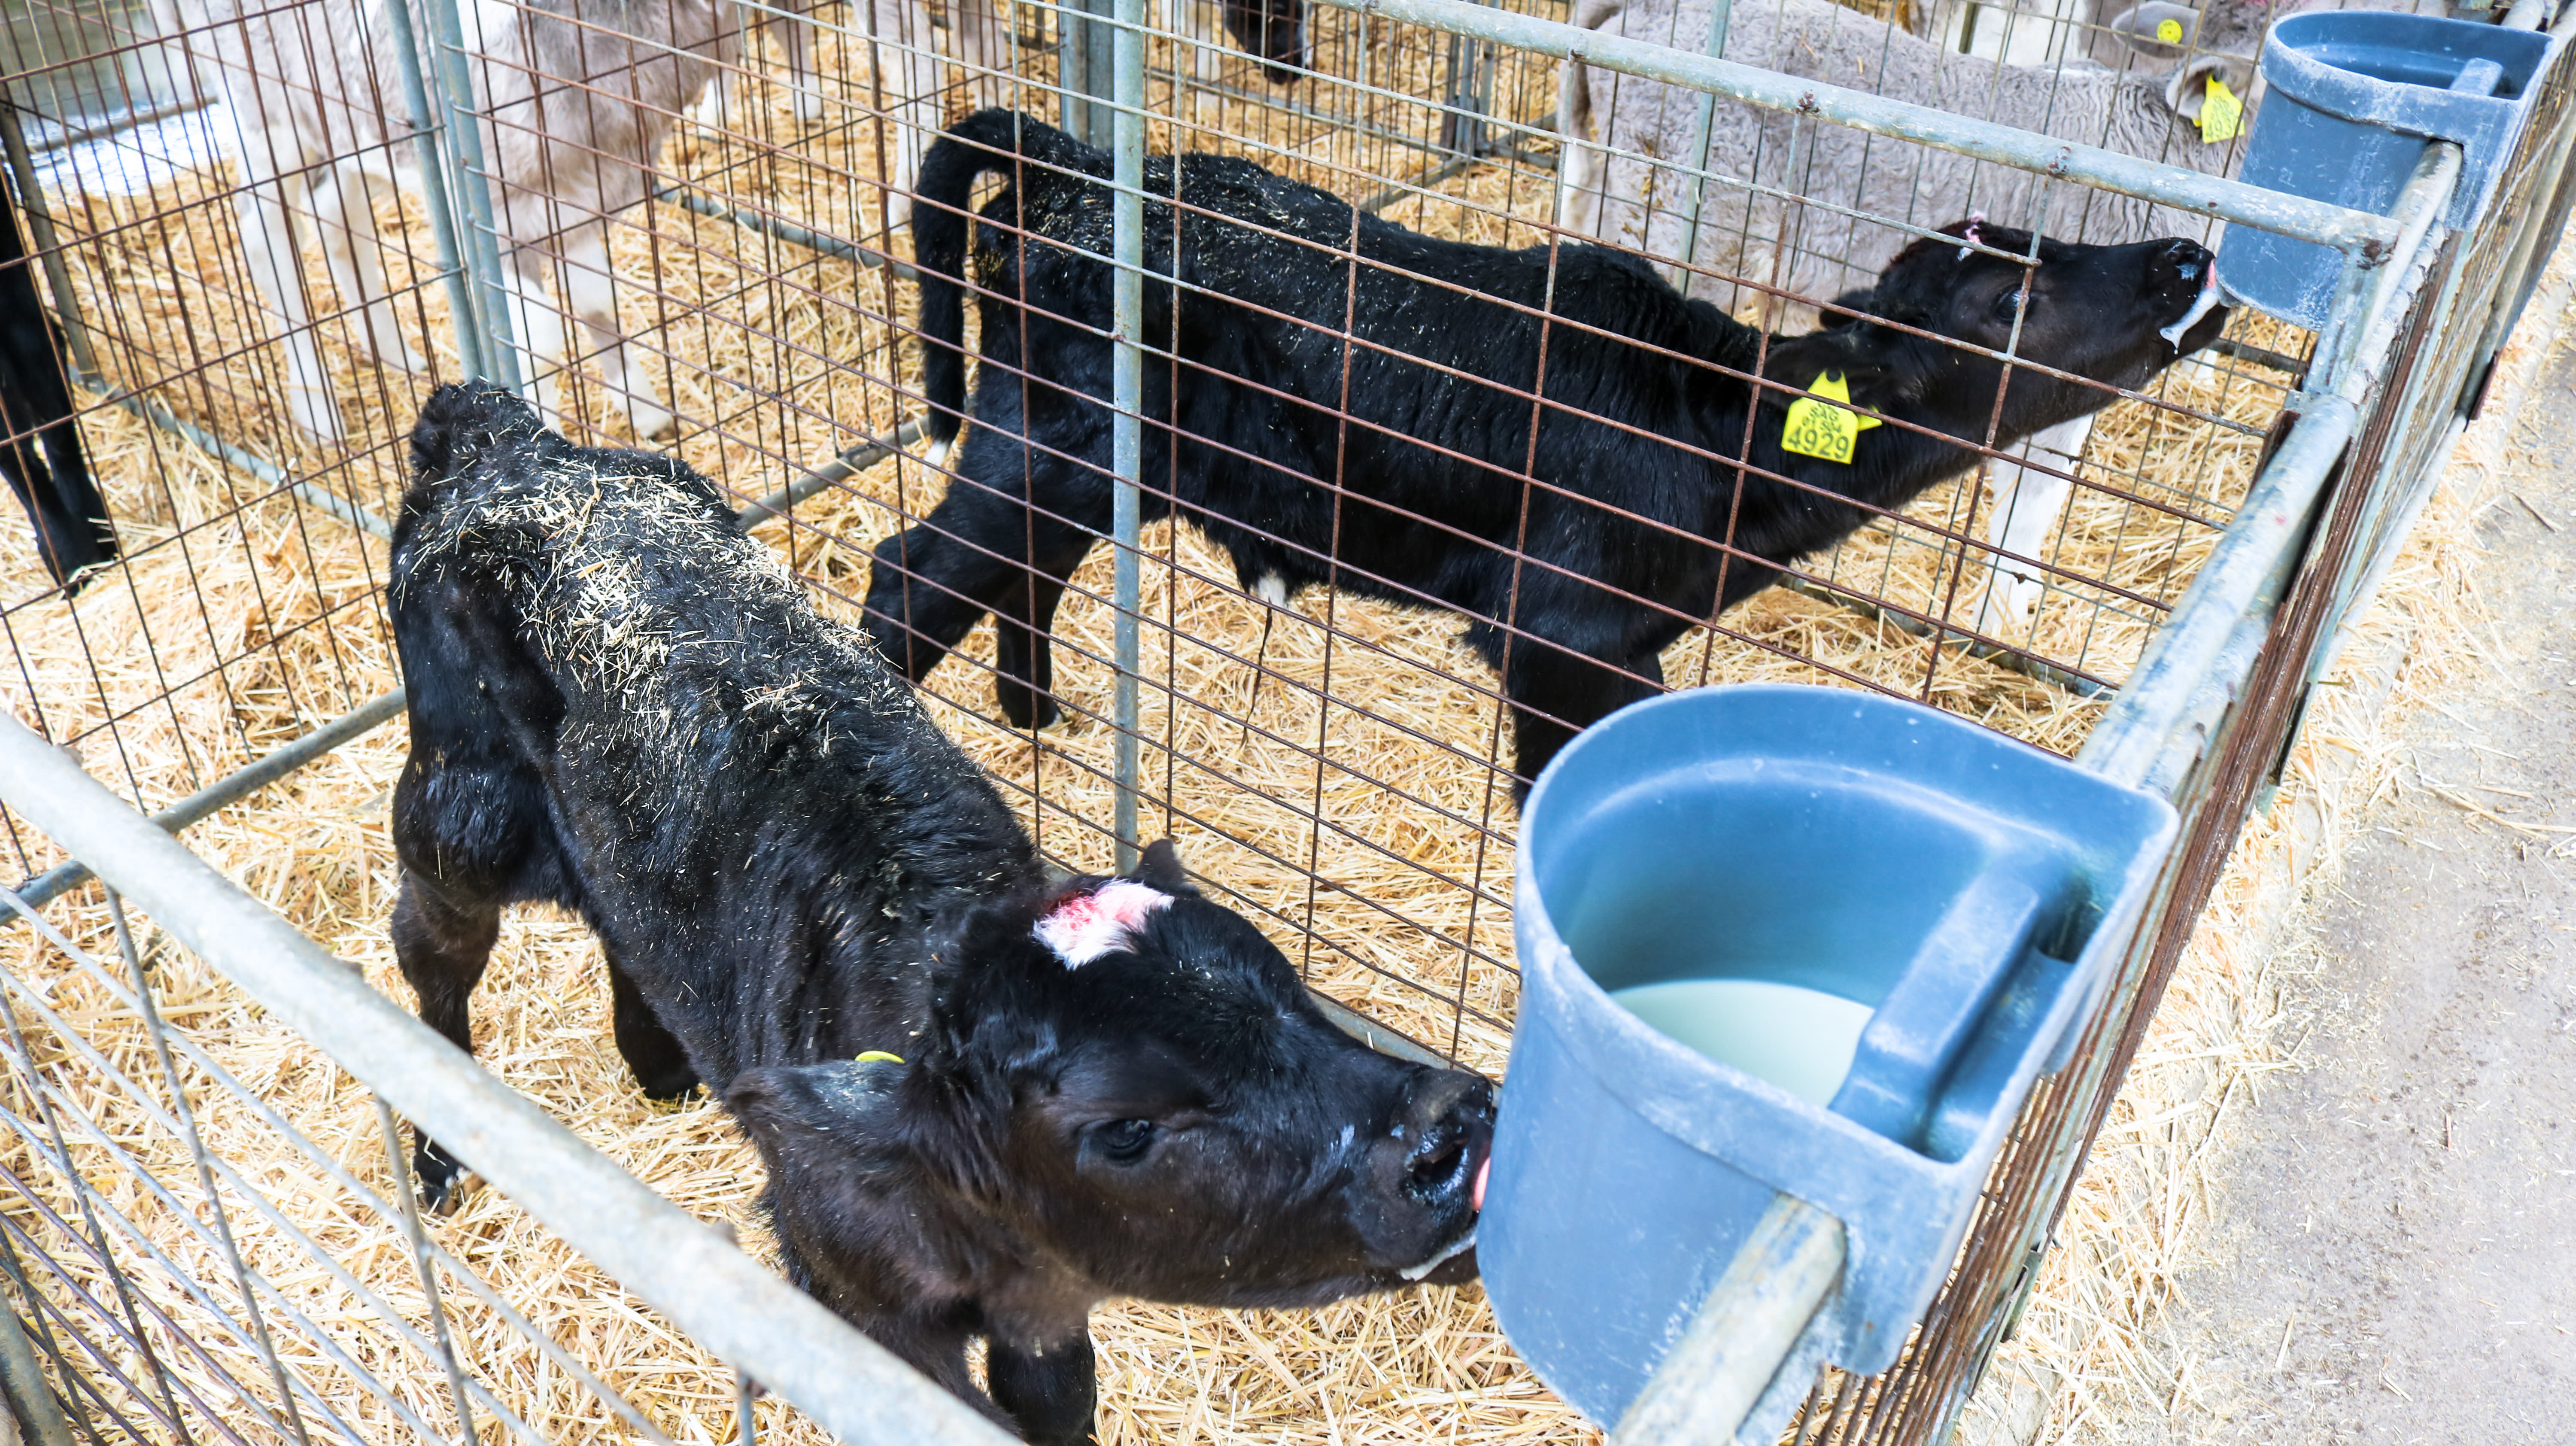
[629,402,680,445]
[414,1138,471,1216]
[637,1065,703,1103]
[995,679,1061,731]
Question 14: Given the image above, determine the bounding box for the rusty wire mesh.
[0,0,2563,1437]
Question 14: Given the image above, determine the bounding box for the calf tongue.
[1472,1157,1490,1213]
[2160,261,2223,349]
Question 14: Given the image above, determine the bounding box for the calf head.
[1221,0,1307,84]
[728,841,1491,1326]
[1827,220,2228,439]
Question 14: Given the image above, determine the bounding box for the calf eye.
[1094,1118,1157,1165]
[1993,287,2032,319]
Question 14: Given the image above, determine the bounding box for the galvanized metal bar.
[1312,0,2400,253]
[6,689,410,914]
[0,711,1018,1446]
[1064,0,1117,147]
[0,1295,77,1446]
[2075,396,2358,788]
[735,419,935,526]
[653,183,922,281]
[416,0,521,390]
[85,383,398,541]
[1109,0,1146,872]
[1610,1194,1846,1446]
[1,886,671,1446]
[2311,145,2463,397]
[1671,0,1738,283]
[381,0,489,382]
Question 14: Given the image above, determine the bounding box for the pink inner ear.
[1034,881,1174,967]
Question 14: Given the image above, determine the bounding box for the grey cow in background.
[1552,0,2432,627]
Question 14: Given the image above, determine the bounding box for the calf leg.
[311,163,429,375]
[863,451,1108,725]
[988,1328,1098,1446]
[392,877,501,1210]
[952,0,1011,112]
[777,0,829,124]
[225,125,343,442]
[989,528,1096,730]
[1491,630,1665,799]
[1971,413,2090,637]
[499,249,574,432]
[560,224,678,442]
[605,944,699,1100]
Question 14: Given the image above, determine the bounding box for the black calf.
[866,110,2227,796]
[388,384,1491,1443]
[1,182,113,592]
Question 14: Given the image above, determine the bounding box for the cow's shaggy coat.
[388,384,1491,1443]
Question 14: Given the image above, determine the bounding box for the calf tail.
[913,109,1100,444]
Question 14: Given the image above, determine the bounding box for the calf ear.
[2104,1,2199,61]
[1135,837,1200,896]
[726,1060,916,1175]
[2165,53,2256,121]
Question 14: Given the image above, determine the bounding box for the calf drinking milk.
[387,384,1491,1443]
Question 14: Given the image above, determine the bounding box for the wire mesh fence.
[0,0,2566,1435]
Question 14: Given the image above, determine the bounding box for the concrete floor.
[2107,330,2576,1442]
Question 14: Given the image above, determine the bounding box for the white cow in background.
[693,0,1311,230]
[165,0,735,443]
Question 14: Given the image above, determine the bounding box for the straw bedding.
[0,12,2357,1443]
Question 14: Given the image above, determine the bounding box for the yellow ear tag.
[2199,75,2243,144]
[1781,370,1881,465]
[2155,16,2184,42]
[855,1050,905,1064]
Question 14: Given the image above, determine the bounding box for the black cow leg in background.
[605,943,700,1100]
[988,1327,1099,1446]
[990,532,1094,731]
[0,174,113,592]
[864,450,1110,729]
[1497,637,1666,799]
[391,875,501,1210]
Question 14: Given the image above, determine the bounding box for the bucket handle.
[1828,869,2046,1151]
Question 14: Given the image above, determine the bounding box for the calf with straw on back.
[863,110,2228,800]
[387,383,1493,1444]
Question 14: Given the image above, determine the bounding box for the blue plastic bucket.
[1479,685,2175,1423]
[2223,11,2555,328]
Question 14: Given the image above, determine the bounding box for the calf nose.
[1396,1069,1495,1207]
[2154,238,2211,285]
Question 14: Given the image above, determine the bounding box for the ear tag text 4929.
[1781,370,1880,465]
[2199,75,2243,144]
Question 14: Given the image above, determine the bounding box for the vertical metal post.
[1063,0,1118,148]
[1672,0,1737,283]
[1109,0,1145,872]
[382,0,489,382]
[416,0,521,389]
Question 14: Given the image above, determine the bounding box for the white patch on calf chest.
[1033,881,1174,967]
